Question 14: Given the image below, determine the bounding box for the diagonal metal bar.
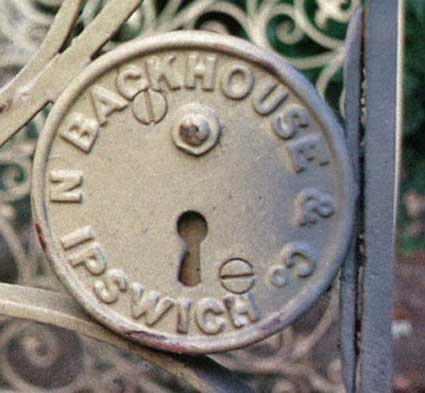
[359,0,404,392]
[340,8,362,393]
[0,283,254,393]
[0,0,143,147]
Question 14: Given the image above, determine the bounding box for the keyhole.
[177,211,208,287]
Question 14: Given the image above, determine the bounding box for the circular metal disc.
[32,32,355,354]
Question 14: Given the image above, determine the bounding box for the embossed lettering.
[130,283,175,326]
[60,227,106,276]
[91,85,128,126]
[94,269,129,304]
[281,242,316,278]
[60,113,99,153]
[273,105,310,140]
[68,243,106,276]
[61,226,94,250]
[294,188,335,226]
[224,293,259,329]
[176,298,193,334]
[286,134,330,173]
[185,54,218,91]
[268,265,287,288]
[146,55,182,91]
[221,64,255,100]
[49,170,83,203]
[116,64,149,100]
[253,82,288,116]
[195,298,226,335]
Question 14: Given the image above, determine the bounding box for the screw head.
[172,104,221,156]
[179,114,211,147]
[219,259,256,294]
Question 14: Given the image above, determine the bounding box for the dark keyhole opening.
[177,211,208,287]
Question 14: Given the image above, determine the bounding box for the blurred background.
[0,0,422,392]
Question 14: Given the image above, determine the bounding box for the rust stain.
[34,223,47,252]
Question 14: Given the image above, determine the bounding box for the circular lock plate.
[32,32,355,354]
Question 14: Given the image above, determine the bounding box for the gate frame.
[0,1,405,392]
[342,1,404,392]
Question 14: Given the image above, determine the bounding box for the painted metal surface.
[0,0,361,389]
[360,0,404,392]
[340,8,362,393]
[0,0,141,147]
[31,32,355,354]
[0,283,254,393]
[0,0,403,390]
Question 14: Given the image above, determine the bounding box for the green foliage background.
[18,0,422,251]
[400,0,425,250]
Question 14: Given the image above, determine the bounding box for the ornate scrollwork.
[0,319,197,393]
[214,288,345,393]
[79,0,359,106]
[0,321,85,392]
[0,1,358,392]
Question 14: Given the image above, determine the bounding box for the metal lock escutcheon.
[32,32,355,354]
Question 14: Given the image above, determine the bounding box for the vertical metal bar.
[340,8,363,393]
[360,1,404,392]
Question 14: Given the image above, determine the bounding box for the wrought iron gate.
[0,1,403,392]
